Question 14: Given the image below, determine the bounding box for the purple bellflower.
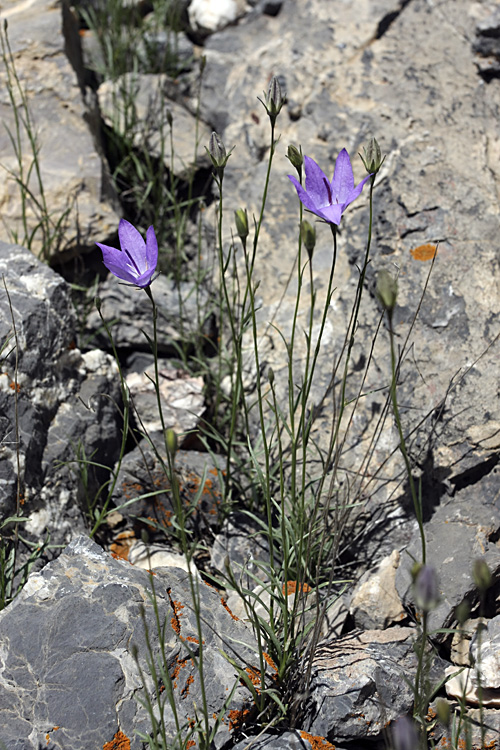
[96,219,158,288]
[288,148,371,225]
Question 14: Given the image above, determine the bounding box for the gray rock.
[0,535,258,750]
[198,0,500,580]
[0,241,121,555]
[395,488,500,639]
[471,614,500,689]
[112,438,224,536]
[125,362,205,441]
[306,627,445,743]
[98,73,212,180]
[350,549,406,630]
[84,273,216,354]
[211,511,272,583]
[231,730,332,749]
[0,0,119,259]
[473,6,500,79]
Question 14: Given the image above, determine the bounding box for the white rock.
[188,0,239,32]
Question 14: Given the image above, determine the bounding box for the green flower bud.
[376,269,398,313]
[360,136,385,174]
[435,698,451,727]
[473,558,492,593]
[166,428,178,457]
[300,220,316,259]
[206,132,232,177]
[268,367,275,385]
[234,208,249,240]
[208,131,226,166]
[95,296,101,312]
[455,599,471,626]
[259,75,285,125]
[287,144,303,174]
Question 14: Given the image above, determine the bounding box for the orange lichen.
[245,666,262,693]
[262,652,278,673]
[9,381,20,392]
[282,580,311,596]
[227,708,251,732]
[220,595,239,621]
[102,730,131,750]
[167,588,185,635]
[110,530,136,561]
[299,730,335,750]
[170,654,189,688]
[186,741,196,749]
[410,243,437,261]
[181,674,194,698]
[121,480,144,500]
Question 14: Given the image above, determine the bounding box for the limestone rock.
[395,490,500,639]
[0,536,258,750]
[84,273,216,354]
[0,0,119,259]
[97,73,212,180]
[199,0,500,576]
[350,549,406,629]
[126,363,205,440]
[306,627,446,743]
[111,439,224,536]
[0,242,121,556]
[471,615,500,690]
[188,0,245,35]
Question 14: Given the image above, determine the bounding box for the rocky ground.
[0,0,500,749]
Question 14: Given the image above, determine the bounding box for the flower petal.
[317,203,344,225]
[118,218,147,272]
[288,175,325,217]
[342,173,372,210]
[331,148,354,203]
[96,242,141,284]
[303,155,331,207]
[145,225,159,275]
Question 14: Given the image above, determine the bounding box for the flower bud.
[435,698,451,727]
[455,599,470,626]
[473,558,492,593]
[206,132,232,178]
[235,208,249,240]
[166,428,178,457]
[391,716,419,750]
[287,144,303,173]
[360,136,385,174]
[95,296,101,312]
[259,75,285,125]
[268,367,275,385]
[208,131,226,166]
[300,220,316,259]
[376,269,398,313]
[414,564,439,612]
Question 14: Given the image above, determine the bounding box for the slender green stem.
[388,312,426,564]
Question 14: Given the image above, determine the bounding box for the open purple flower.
[288,148,371,225]
[96,219,158,288]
